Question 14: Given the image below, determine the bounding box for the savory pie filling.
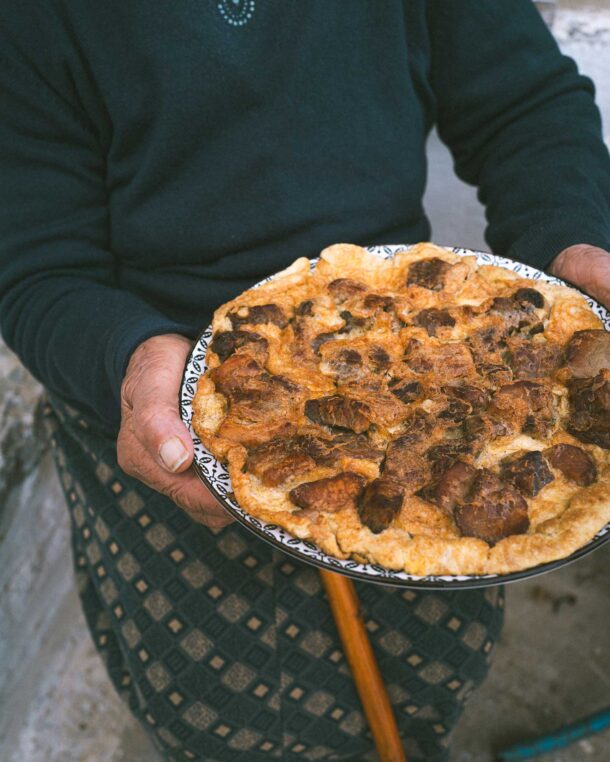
[193,244,610,574]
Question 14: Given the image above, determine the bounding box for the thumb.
[140,399,194,474]
[123,337,195,473]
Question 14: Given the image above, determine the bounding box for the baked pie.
[192,244,610,575]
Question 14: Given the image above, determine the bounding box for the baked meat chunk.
[289,472,366,513]
[404,339,476,379]
[543,444,598,486]
[229,303,288,329]
[328,432,385,464]
[416,460,477,513]
[487,287,547,333]
[210,354,303,422]
[413,308,456,336]
[565,329,610,378]
[383,436,429,492]
[506,337,562,379]
[388,379,422,403]
[328,278,367,303]
[443,385,490,413]
[454,469,529,545]
[357,478,404,533]
[407,258,452,290]
[488,380,556,438]
[397,409,436,445]
[468,325,507,364]
[425,442,474,478]
[500,450,554,497]
[246,434,337,485]
[305,395,371,433]
[567,369,610,449]
[210,330,269,362]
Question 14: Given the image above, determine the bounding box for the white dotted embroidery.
[217,0,255,27]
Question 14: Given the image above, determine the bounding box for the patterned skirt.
[44,397,504,762]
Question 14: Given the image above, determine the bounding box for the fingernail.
[159,437,189,472]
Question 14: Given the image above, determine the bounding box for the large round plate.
[180,245,610,588]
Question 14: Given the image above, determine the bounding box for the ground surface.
[1,2,609,760]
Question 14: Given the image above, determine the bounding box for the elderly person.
[1,1,609,760]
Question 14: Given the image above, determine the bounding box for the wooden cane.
[320,569,407,762]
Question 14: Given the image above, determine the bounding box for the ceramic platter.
[180,245,610,589]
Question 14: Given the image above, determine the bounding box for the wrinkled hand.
[117,333,233,529]
[549,244,610,309]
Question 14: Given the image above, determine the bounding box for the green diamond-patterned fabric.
[44,397,504,762]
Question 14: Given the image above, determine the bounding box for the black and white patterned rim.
[180,245,610,589]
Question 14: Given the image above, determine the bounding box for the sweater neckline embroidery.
[217,0,255,27]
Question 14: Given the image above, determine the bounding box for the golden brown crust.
[192,243,610,575]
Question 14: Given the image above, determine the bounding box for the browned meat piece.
[209,353,263,397]
[488,296,529,326]
[413,308,456,337]
[506,337,562,379]
[425,442,473,478]
[462,415,509,454]
[404,339,476,379]
[294,300,314,317]
[513,287,546,309]
[416,461,478,512]
[443,385,490,413]
[246,437,316,486]
[543,444,598,486]
[357,478,404,533]
[566,329,610,378]
[218,418,296,447]
[488,380,556,438]
[488,290,543,333]
[454,469,529,545]
[210,330,268,362]
[342,383,411,429]
[438,397,472,422]
[311,331,337,354]
[321,346,364,380]
[297,434,339,466]
[521,382,557,439]
[363,294,394,311]
[329,433,385,464]
[339,310,372,332]
[389,379,422,403]
[369,346,391,373]
[211,354,304,424]
[383,436,429,492]
[328,278,367,302]
[500,451,554,497]
[304,395,371,433]
[488,381,530,431]
[289,472,366,513]
[253,451,315,486]
[476,362,513,387]
[407,258,452,290]
[229,303,288,329]
[567,370,610,449]
[246,433,342,485]
[398,408,435,444]
[468,325,507,363]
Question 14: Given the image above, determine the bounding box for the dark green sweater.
[1,0,609,433]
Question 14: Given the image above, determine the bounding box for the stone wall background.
[1,3,609,760]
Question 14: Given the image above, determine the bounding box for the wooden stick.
[320,569,407,762]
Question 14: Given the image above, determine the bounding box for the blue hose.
[498,706,610,760]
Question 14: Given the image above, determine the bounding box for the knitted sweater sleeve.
[0,25,193,433]
[427,0,610,268]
